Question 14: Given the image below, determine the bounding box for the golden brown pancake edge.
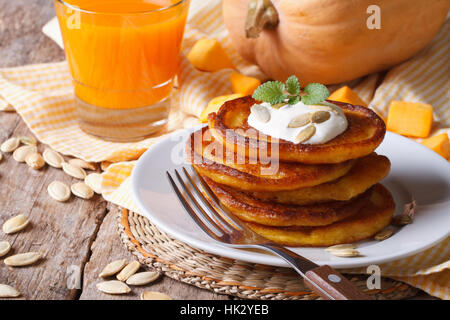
[187,127,355,191]
[244,184,395,247]
[249,153,390,205]
[204,177,373,227]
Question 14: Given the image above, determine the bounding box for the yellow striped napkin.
[0,0,448,299]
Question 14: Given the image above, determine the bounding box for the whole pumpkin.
[223,0,449,84]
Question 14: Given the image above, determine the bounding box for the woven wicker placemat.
[117,207,418,300]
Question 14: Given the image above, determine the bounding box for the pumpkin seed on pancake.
[244,184,395,247]
[187,127,355,192]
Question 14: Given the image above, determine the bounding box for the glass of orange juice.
[54,0,189,141]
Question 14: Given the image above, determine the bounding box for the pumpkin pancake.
[250,153,390,205]
[244,184,395,247]
[187,127,355,192]
[208,97,386,164]
[204,177,371,227]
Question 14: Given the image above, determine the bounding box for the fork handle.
[303,265,371,300]
[260,244,372,300]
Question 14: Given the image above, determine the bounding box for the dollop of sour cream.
[247,101,348,144]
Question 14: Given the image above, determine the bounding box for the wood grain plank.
[0,0,226,301]
[0,119,108,299]
[0,0,64,68]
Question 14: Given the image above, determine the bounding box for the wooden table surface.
[0,0,433,300]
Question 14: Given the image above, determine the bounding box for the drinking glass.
[54,0,190,141]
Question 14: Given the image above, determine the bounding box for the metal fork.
[167,167,371,300]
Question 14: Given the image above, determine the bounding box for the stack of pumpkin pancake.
[187,97,395,247]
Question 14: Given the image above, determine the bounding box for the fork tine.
[173,170,230,241]
[189,166,248,230]
[181,167,236,232]
[166,171,222,242]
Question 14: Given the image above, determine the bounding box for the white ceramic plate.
[131,127,450,268]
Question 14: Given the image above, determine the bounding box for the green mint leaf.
[288,96,300,105]
[252,81,287,104]
[301,83,330,105]
[285,76,300,95]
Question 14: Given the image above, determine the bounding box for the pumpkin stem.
[245,0,279,38]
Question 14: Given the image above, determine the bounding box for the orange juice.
[55,0,188,110]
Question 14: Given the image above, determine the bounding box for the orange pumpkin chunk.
[421,133,450,159]
[199,94,245,123]
[187,39,234,72]
[229,72,261,96]
[387,101,433,138]
[328,86,368,107]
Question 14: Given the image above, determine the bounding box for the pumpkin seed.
[402,199,416,219]
[99,259,127,278]
[62,162,86,180]
[311,110,331,123]
[2,214,30,234]
[308,104,341,115]
[48,181,71,202]
[374,228,394,241]
[308,105,333,112]
[251,105,270,123]
[328,249,361,257]
[25,152,45,170]
[0,284,20,298]
[71,182,94,200]
[392,214,413,226]
[96,280,131,295]
[1,137,20,153]
[85,173,102,194]
[4,252,42,266]
[140,291,172,300]
[126,271,160,286]
[43,148,64,168]
[288,113,312,128]
[13,145,37,162]
[0,241,11,257]
[325,243,358,252]
[68,158,96,171]
[116,260,140,281]
[271,102,287,109]
[19,136,37,146]
[294,125,316,143]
